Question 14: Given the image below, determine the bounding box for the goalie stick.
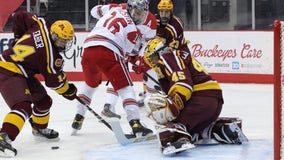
[109,120,157,145]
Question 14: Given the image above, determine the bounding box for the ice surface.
[0,82,273,160]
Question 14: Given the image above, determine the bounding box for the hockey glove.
[126,55,138,65]
[132,56,151,74]
[62,83,77,100]
[144,93,184,124]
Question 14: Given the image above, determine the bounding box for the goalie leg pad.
[157,123,194,155]
[212,117,248,144]
[191,122,219,145]
[157,123,191,147]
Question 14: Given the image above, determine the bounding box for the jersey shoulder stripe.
[32,16,55,74]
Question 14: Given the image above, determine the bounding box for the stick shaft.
[76,96,112,130]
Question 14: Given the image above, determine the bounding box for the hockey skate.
[129,119,153,137]
[161,137,195,155]
[101,104,121,119]
[0,133,17,157]
[71,114,85,135]
[29,118,59,140]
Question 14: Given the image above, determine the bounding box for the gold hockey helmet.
[158,0,173,11]
[144,37,167,67]
[50,20,74,40]
[50,20,74,52]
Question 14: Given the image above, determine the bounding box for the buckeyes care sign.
[185,31,273,74]
[0,31,274,74]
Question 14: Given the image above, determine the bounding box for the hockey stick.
[109,120,157,145]
[76,96,156,144]
[76,96,157,145]
[75,96,112,131]
[144,72,160,86]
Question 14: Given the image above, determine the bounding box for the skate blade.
[0,148,17,158]
[71,129,79,136]
[162,143,195,156]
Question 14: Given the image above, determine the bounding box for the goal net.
[274,20,284,160]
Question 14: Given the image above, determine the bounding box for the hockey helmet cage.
[144,37,167,66]
[127,0,149,24]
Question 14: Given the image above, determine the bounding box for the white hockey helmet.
[127,0,149,25]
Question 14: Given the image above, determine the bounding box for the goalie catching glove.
[144,93,184,124]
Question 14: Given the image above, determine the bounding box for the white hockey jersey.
[84,6,141,57]
[90,3,157,56]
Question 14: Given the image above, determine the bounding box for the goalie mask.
[127,0,149,25]
[143,37,168,67]
[50,20,74,52]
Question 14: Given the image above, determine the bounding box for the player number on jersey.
[103,12,127,34]
[11,35,35,62]
[172,71,186,82]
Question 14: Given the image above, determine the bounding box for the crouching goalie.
[143,38,248,155]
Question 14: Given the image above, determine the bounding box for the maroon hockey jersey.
[156,15,190,52]
[154,49,223,102]
[0,11,70,94]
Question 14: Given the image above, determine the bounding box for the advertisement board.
[0,31,274,83]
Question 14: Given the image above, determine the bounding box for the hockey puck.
[51,146,59,150]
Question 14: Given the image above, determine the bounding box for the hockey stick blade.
[109,120,157,145]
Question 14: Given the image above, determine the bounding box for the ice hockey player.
[156,0,190,53]
[0,11,77,157]
[143,38,248,155]
[119,0,191,111]
[90,0,160,119]
[71,0,153,137]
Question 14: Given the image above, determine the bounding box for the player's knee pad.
[212,117,248,144]
[117,86,136,100]
[157,123,191,147]
[33,95,52,114]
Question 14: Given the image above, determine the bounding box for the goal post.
[274,20,284,160]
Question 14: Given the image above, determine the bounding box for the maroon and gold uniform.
[156,15,190,52]
[152,48,223,134]
[155,50,223,133]
[144,38,247,152]
[0,11,73,141]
